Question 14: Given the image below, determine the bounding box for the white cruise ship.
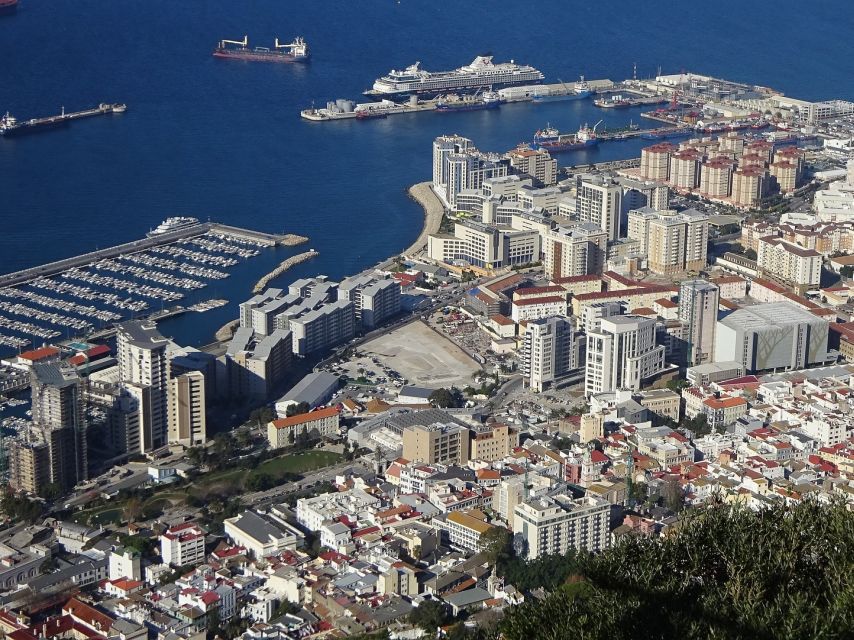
[365,55,544,99]
[147,216,201,237]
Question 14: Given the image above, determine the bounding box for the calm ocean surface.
[1,0,852,349]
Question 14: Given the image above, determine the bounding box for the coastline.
[402,181,445,257]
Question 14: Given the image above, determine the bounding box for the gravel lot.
[358,320,481,388]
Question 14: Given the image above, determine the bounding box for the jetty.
[252,250,319,294]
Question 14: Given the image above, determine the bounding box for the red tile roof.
[18,346,60,361]
[270,406,340,429]
[512,296,566,307]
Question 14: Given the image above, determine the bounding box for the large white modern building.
[521,316,575,392]
[585,315,665,396]
[513,494,610,559]
[577,178,622,241]
[224,510,300,559]
[714,302,830,373]
[117,321,169,452]
[428,221,541,270]
[432,135,508,209]
[338,275,401,330]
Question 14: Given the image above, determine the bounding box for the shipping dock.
[0,103,127,137]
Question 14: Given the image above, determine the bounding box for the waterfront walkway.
[403,182,445,256]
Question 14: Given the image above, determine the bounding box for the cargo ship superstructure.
[213,36,309,63]
[365,55,543,99]
[532,122,600,152]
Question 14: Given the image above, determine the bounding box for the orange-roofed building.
[267,406,340,448]
[702,395,748,430]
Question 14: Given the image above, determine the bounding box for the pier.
[0,103,127,137]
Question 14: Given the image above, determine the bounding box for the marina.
[0,222,301,356]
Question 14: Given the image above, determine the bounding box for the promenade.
[403,182,445,256]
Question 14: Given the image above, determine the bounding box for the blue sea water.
[1,0,853,349]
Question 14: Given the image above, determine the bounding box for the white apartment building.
[513,494,610,558]
[577,179,622,241]
[432,136,508,209]
[289,300,355,357]
[338,275,401,330]
[627,207,708,274]
[522,316,575,392]
[160,523,207,567]
[117,321,169,453]
[756,237,822,293]
[585,315,665,396]
[510,295,569,323]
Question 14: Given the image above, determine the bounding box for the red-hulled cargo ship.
[212,35,309,63]
[0,0,19,15]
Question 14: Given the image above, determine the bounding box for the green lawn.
[251,451,343,479]
[78,507,123,526]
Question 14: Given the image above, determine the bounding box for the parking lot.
[355,320,482,389]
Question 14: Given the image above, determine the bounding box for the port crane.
[220,35,248,49]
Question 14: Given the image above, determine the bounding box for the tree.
[245,473,275,492]
[123,496,143,523]
[429,387,462,408]
[39,482,63,502]
[39,556,59,574]
[249,406,275,428]
[840,265,854,279]
[286,402,310,418]
[683,413,711,437]
[408,599,451,634]
[660,479,684,513]
[744,248,757,261]
[1,492,44,524]
[496,500,854,640]
[666,378,689,392]
[480,526,512,566]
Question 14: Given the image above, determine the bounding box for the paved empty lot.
[361,321,481,388]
